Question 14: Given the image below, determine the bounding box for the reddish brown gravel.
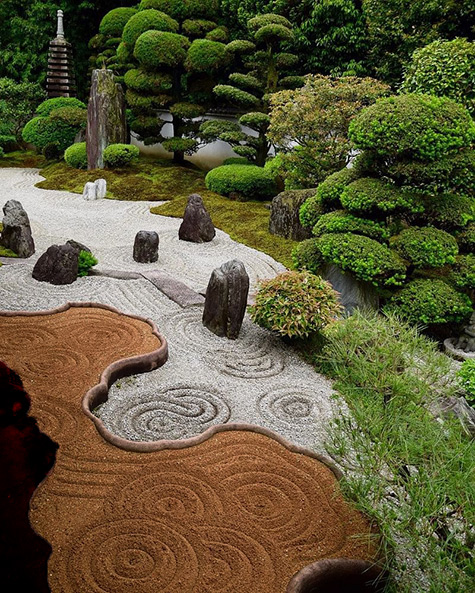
[0,305,380,593]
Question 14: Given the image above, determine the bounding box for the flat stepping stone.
[0,305,382,593]
[141,269,205,308]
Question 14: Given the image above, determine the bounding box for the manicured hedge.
[103,144,140,168]
[313,210,389,241]
[99,8,137,37]
[64,142,88,169]
[391,227,458,268]
[134,30,189,69]
[122,9,179,48]
[185,39,230,72]
[205,164,278,200]
[340,177,423,215]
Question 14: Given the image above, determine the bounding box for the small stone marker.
[94,179,107,198]
[0,200,35,257]
[32,243,79,285]
[179,193,215,243]
[133,231,159,263]
[202,259,249,339]
[83,182,98,201]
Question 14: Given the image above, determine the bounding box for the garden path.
[0,168,336,450]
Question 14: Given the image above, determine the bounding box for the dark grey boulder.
[202,259,249,339]
[66,239,91,254]
[179,194,215,243]
[269,189,315,241]
[133,231,159,263]
[0,200,35,257]
[32,243,79,285]
[322,264,379,315]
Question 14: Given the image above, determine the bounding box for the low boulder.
[0,200,35,257]
[179,194,215,243]
[269,189,315,241]
[32,243,79,285]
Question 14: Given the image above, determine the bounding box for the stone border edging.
[444,338,475,361]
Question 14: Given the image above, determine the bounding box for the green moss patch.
[0,151,45,168]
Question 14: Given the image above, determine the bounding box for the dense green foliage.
[35,97,87,117]
[0,78,45,148]
[316,310,475,592]
[340,178,423,216]
[402,38,475,116]
[449,254,475,291]
[205,164,277,200]
[64,142,88,169]
[122,9,179,46]
[99,7,137,37]
[134,30,189,68]
[249,270,341,338]
[385,279,472,326]
[268,75,389,188]
[78,249,98,277]
[103,143,139,167]
[291,238,324,275]
[184,39,230,72]
[391,227,459,268]
[457,360,475,406]
[318,232,407,286]
[313,211,389,241]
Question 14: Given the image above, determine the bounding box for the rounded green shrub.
[275,52,299,68]
[126,89,171,112]
[239,112,269,130]
[313,211,389,241]
[226,40,256,54]
[35,97,86,117]
[103,143,140,168]
[117,42,133,63]
[22,116,79,152]
[279,75,305,89]
[229,73,262,92]
[254,24,293,44]
[99,8,137,37]
[456,360,475,406]
[349,94,475,161]
[122,9,179,48]
[423,193,474,230]
[449,255,475,290]
[318,232,407,286]
[314,167,360,210]
[138,0,218,20]
[249,270,341,339]
[64,142,87,169]
[248,14,292,32]
[134,30,189,69]
[385,279,472,326]
[78,250,98,277]
[213,85,260,108]
[185,39,230,72]
[205,164,277,200]
[340,178,424,215]
[161,137,198,154]
[299,194,326,229]
[182,19,216,37]
[292,238,324,275]
[124,69,173,94]
[206,27,228,42]
[169,102,205,118]
[391,227,459,268]
[402,38,475,116]
[457,223,475,254]
[49,106,87,128]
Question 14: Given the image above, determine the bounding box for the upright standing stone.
[86,69,127,170]
[269,189,315,241]
[94,179,107,198]
[46,10,76,98]
[202,259,249,339]
[0,200,35,257]
[83,182,98,201]
[133,231,159,263]
[179,194,215,243]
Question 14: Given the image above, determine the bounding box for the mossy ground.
[0,151,45,169]
[0,223,18,259]
[7,153,295,267]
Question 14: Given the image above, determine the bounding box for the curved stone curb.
[444,338,475,361]
[286,557,386,593]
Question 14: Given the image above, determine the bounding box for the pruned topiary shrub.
[35,97,87,117]
[124,69,173,95]
[391,227,459,268]
[318,233,407,287]
[449,255,475,291]
[103,144,140,168]
[134,30,189,69]
[313,211,389,242]
[99,7,137,37]
[205,164,277,200]
[385,279,472,326]
[340,178,423,216]
[184,39,230,72]
[64,142,87,169]
[249,270,342,339]
[457,223,475,254]
[122,9,179,47]
[422,193,475,230]
[78,250,98,277]
[292,238,324,275]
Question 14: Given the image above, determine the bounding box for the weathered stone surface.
[322,264,379,315]
[83,182,97,201]
[32,243,79,285]
[179,194,216,243]
[444,311,475,360]
[431,396,475,438]
[66,239,91,254]
[94,179,107,199]
[86,69,127,170]
[269,189,315,241]
[0,200,35,257]
[133,231,159,263]
[202,259,249,339]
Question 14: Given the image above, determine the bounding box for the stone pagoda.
[46,10,76,98]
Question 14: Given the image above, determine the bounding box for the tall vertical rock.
[86,69,127,170]
[46,10,76,98]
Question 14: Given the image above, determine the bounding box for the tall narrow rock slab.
[86,69,127,170]
[0,200,35,257]
[203,259,249,339]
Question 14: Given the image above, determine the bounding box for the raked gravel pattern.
[0,168,337,450]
